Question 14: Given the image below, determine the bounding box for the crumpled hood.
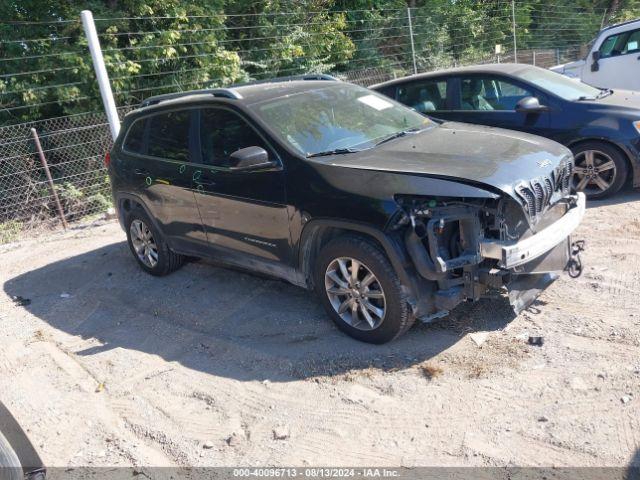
[313,122,573,202]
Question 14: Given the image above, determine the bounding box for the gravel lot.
[1,192,639,469]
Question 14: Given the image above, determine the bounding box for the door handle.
[134,168,150,176]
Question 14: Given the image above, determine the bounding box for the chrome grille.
[544,177,554,198]
[532,181,544,213]
[516,155,573,222]
[554,155,574,195]
[516,184,538,219]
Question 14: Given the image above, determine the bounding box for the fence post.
[532,50,536,66]
[81,10,120,141]
[407,8,418,75]
[511,0,518,63]
[31,128,68,230]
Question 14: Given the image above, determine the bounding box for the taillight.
[104,151,111,168]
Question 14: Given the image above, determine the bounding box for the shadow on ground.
[4,241,517,382]
[629,449,640,480]
[586,187,640,209]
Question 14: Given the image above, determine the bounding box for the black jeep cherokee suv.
[107,77,585,344]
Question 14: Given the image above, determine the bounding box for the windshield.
[250,83,432,156]
[514,67,603,101]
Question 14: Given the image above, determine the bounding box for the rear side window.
[397,79,448,113]
[147,110,191,162]
[123,118,146,154]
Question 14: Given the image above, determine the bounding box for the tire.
[125,207,185,276]
[571,141,628,199]
[0,430,22,480]
[314,235,413,344]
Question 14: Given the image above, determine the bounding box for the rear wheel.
[571,141,628,199]
[314,235,413,344]
[125,208,185,276]
[0,430,22,480]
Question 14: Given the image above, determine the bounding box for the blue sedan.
[372,63,640,199]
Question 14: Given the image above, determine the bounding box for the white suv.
[551,18,640,91]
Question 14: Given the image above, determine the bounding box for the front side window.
[250,83,431,156]
[459,76,533,111]
[200,108,270,167]
[146,110,191,162]
[397,79,448,113]
[599,28,640,58]
[599,33,620,57]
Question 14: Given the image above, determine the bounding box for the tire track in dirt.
[2,194,640,467]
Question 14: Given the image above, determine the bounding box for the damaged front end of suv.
[392,157,585,321]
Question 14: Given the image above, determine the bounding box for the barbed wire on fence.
[0,2,624,242]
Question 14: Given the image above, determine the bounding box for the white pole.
[407,8,418,75]
[511,0,518,63]
[81,10,120,141]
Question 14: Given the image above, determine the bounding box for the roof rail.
[140,88,242,108]
[601,17,640,32]
[230,73,340,88]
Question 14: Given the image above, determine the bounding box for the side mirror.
[515,96,547,113]
[591,50,600,72]
[228,146,276,171]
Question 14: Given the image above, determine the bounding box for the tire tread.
[315,234,414,343]
[571,141,628,199]
[126,207,185,276]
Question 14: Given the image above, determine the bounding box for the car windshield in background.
[251,83,431,156]
[514,67,603,101]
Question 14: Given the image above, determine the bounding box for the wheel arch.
[115,192,166,238]
[567,137,637,187]
[0,402,44,476]
[298,219,416,298]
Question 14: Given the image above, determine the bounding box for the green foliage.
[0,220,22,243]
[53,182,84,216]
[1,0,638,127]
[86,192,112,212]
[0,0,356,124]
[52,180,110,220]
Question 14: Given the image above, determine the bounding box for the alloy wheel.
[573,149,617,196]
[324,257,386,331]
[130,219,159,268]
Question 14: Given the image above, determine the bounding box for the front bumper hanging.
[479,193,586,269]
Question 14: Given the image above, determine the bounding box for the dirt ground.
[1,191,639,469]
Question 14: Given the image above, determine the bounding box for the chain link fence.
[0,3,619,243]
[0,113,113,241]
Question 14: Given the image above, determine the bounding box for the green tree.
[0,0,355,125]
[1,0,639,127]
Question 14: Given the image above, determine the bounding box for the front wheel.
[0,430,22,480]
[571,142,628,199]
[314,236,413,344]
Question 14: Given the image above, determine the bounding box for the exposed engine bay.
[392,190,586,322]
